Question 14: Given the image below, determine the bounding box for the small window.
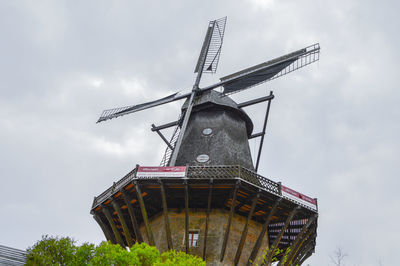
[196,154,209,163]
[202,128,213,136]
[188,230,199,247]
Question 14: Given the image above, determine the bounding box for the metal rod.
[152,124,173,150]
[134,181,155,245]
[249,132,264,139]
[101,205,125,247]
[255,91,273,172]
[237,94,274,108]
[159,179,173,250]
[111,199,134,247]
[121,190,143,243]
[151,120,179,131]
[184,180,189,253]
[203,179,213,260]
[247,198,281,266]
[234,190,260,265]
[265,206,300,263]
[220,181,240,262]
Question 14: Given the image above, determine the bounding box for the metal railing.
[92,165,283,209]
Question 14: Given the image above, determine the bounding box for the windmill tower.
[91,17,320,265]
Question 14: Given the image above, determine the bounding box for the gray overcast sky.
[1,1,399,265]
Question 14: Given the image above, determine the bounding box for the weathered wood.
[184,180,189,253]
[159,179,173,250]
[101,205,125,247]
[234,190,260,265]
[282,215,317,266]
[202,179,213,260]
[265,206,300,264]
[292,232,315,266]
[298,250,313,266]
[111,199,134,247]
[121,190,143,243]
[220,181,240,262]
[134,181,155,245]
[247,198,281,266]
[289,227,316,265]
[93,214,115,243]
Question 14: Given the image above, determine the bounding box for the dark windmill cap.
[181,90,254,137]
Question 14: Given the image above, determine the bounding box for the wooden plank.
[234,190,260,265]
[202,179,213,260]
[220,181,240,262]
[184,180,189,253]
[111,199,134,247]
[93,214,115,243]
[101,205,125,247]
[121,190,143,243]
[282,215,317,266]
[159,179,173,250]
[134,181,155,245]
[265,206,300,264]
[247,198,281,266]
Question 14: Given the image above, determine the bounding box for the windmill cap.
[181,90,254,137]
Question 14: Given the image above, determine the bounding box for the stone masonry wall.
[139,208,269,265]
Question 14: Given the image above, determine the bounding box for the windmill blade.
[220,43,320,95]
[194,17,227,74]
[97,91,191,123]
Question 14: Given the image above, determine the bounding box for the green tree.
[26,235,77,265]
[26,235,205,266]
[158,250,205,266]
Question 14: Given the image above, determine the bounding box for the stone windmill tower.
[91,17,320,265]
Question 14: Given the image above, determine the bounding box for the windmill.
[91,17,320,265]
[96,17,320,170]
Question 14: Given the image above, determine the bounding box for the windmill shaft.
[169,91,196,166]
[169,19,217,166]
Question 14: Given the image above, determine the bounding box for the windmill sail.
[220,43,320,94]
[97,91,190,123]
[194,17,227,74]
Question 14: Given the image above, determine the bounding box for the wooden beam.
[121,190,143,243]
[93,214,115,243]
[234,190,260,265]
[292,232,315,266]
[298,249,313,266]
[282,215,317,266]
[101,205,125,247]
[111,199,134,247]
[159,179,173,250]
[265,206,300,264]
[134,181,155,246]
[220,181,240,262]
[247,198,281,266]
[184,180,189,253]
[202,179,213,261]
[288,227,316,265]
[296,240,315,266]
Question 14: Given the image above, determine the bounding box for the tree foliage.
[26,235,205,266]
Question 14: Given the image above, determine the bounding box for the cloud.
[0,1,399,265]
